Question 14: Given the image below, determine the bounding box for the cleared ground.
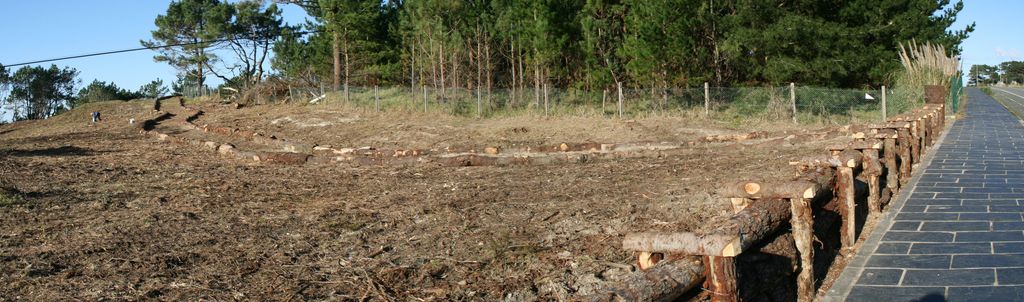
[0,99,852,300]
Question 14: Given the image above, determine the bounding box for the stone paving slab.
[827,88,1024,301]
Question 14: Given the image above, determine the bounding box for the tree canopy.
[970,61,1024,86]
[3,65,78,121]
[270,0,973,91]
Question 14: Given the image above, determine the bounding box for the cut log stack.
[598,103,946,302]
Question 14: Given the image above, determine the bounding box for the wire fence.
[228,82,924,125]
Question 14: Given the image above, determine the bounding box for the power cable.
[2,30,317,68]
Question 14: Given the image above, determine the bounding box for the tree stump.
[837,166,856,254]
[704,256,738,302]
[789,198,815,302]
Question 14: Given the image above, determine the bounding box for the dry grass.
[891,40,961,110]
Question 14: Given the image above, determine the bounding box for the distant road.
[988,86,1024,118]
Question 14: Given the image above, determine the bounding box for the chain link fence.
[231,82,923,125]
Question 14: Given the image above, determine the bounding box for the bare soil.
[0,100,850,301]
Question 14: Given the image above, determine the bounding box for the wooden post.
[423,86,428,112]
[897,128,913,186]
[790,82,797,123]
[884,137,899,194]
[617,82,624,118]
[704,82,710,118]
[704,256,738,302]
[908,121,920,165]
[789,198,815,302]
[374,85,380,113]
[919,117,929,151]
[838,165,856,254]
[864,148,882,214]
[477,83,483,117]
[881,85,887,121]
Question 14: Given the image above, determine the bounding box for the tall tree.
[138,79,170,99]
[272,23,334,87]
[143,0,230,93]
[967,64,999,86]
[5,65,78,121]
[219,1,284,88]
[579,0,625,89]
[77,80,143,104]
[0,64,9,107]
[999,61,1024,85]
[320,0,380,95]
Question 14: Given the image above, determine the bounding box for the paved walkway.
[827,88,1024,301]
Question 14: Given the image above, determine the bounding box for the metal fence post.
[881,85,887,121]
[617,82,624,118]
[790,82,797,123]
[543,82,549,116]
[374,85,380,112]
[704,82,710,118]
[422,86,428,112]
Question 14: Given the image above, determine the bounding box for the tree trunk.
[717,180,819,200]
[343,29,350,102]
[476,25,483,116]
[440,41,447,102]
[578,257,705,302]
[429,34,438,91]
[485,36,492,110]
[534,56,541,108]
[518,39,526,105]
[623,196,802,257]
[332,31,341,91]
[410,40,416,91]
[512,40,520,107]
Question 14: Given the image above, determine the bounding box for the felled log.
[718,181,819,200]
[730,198,750,214]
[256,152,311,165]
[577,257,705,302]
[789,157,843,170]
[624,233,743,257]
[637,252,663,270]
[623,198,794,256]
[835,149,864,168]
[790,150,860,170]
[873,128,898,139]
[873,121,911,130]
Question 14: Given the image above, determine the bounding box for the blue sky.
[0,1,310,90]
[953,0,1024,70]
